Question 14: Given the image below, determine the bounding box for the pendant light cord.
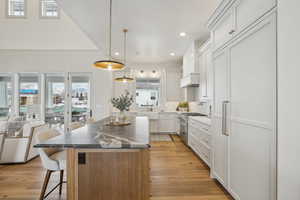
[109,0,112,59]
[123,29,128,77]
[123,29,128,65]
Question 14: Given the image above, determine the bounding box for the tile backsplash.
[163,101,211,115]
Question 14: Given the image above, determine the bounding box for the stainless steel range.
[179,113,207,145]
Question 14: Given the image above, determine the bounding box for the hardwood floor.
[0,135,232,200]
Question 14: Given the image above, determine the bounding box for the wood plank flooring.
[0,135,232,200]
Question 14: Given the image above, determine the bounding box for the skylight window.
[7,0,26,17]
[40,0,59,18]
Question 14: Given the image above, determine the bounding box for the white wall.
[277,1,300,199]
[0,50,113,120]
[0,0,97,50]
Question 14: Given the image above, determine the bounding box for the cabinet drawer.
[189,134,201,154]
[189,120,210,133]
[188,125,203,141]
[199,142,211,166]
[189,134,211,167]
[202,133,211,147]
[213,9,235,50]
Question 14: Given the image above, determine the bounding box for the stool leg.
[59,170,64,195]
[40,170,52,200]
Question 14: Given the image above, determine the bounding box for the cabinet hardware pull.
[222,101,230,136]
[229,30,235,35]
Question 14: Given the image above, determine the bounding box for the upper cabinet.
[212,8,235,50]
[198,39,212,101]
[207,0,276,51]
[235,0,276,33]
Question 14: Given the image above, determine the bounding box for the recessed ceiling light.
[170,52,176,56]
[114,52,120,56]
[179,32,187,37]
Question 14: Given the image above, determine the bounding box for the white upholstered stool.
[36,128,66,200]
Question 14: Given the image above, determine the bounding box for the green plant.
[111,90,134,112]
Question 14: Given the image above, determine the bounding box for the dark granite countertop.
[34,116,150,149]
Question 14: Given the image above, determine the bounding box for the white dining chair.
[36,128,66,200]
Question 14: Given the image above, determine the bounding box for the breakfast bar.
[35,116,150,200]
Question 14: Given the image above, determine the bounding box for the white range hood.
[180,73,200,88]
[180,41,200,88]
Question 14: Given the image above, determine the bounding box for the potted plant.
[176,101,189,112]
[111,90,134,122]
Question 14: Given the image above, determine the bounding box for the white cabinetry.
[208,0,276,51]
[198,40,212,101]
[211,49,229,186]
[137,112,179,134]
[227,14,276,200]
[235,0,276,33]
[158,113,179,133]
[208,0,277,199]
[212,8,235,50]
[188,117,211,167]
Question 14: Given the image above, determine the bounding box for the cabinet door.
[158,118,178,133]
[235,0,276,33]
[211,49,229,187]
[199,48,212,100]
[213,9,235,50]
[228,14,276,200]
[199,52,208,99]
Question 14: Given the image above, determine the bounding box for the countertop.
[189,116,212,125]
[34,116,150,149]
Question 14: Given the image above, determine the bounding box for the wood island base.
[67,148,150,200]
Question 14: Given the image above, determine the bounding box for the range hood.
[180,73,200,88]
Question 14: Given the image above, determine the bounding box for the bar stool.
[36,128,66,200]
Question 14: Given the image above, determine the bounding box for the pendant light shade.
[94,0,125,70]
[94,60,124,70]
[115,76,134,82]
[114,29,134,82]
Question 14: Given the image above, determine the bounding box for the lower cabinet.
[158,113,179,133]
[146,113,179,134]
[188,118,211,167]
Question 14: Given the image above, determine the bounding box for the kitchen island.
[35,116,150,200]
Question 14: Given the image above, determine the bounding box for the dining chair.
[36,128,66,200]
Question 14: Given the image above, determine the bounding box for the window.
[45,75,65,127]
[136,78,160,107]
[40,0,59,18]
[7,0,26,17]
[70,75,91,123]
[0,76,13,119]
[19,74,41,120]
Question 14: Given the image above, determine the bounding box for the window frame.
[0,73,15,118]
[135,78,161,108]
[39,0,60,19]
[18,72,42,119]
[6,0,27,19]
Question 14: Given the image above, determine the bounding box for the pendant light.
[94,0,125,70]
[114,29,134,83]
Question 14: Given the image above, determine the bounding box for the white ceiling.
[58,0,219,64]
